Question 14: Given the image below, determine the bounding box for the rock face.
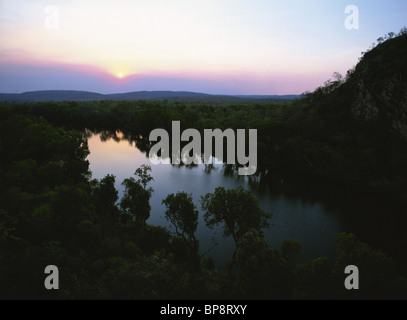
[350,33,407,140]
[353,76,407,140]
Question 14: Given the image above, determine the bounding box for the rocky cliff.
[349,32,407,140]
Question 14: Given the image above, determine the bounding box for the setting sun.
[118,73,123,78]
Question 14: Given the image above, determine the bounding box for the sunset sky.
[1,0,406,95]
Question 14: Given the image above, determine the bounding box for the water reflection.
[85,130,407,271]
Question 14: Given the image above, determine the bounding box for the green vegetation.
[201,186,270,267]
[162,192,198,242]
[1,31,407,299]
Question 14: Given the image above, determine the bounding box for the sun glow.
[118,73,123,78]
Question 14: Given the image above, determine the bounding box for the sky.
[0,0,406,95]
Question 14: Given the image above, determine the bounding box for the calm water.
[86,131,407,270]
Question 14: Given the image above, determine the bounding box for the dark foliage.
[1,31,407,299]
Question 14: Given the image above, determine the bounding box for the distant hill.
[0,90,105,102]
[235,94,302,100]
[0,90,301,102]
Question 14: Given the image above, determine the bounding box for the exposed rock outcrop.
[350,33,407,140]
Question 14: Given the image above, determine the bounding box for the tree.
[134,164,154,189]
[334,233,407,299]
[295,256,335,299]
[91,174,119,235]
[234,229,293,299]
[235,228,270,276]
[162,192,198,241]
[332,71,343,83]
[120,165,153,226]
[200,186,270,260]
[281,239,302,266]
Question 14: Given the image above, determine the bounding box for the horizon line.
[0,89,305,97]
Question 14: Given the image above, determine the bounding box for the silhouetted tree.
[200,186,270,263]
[281,239,302,267]
[334,233,407,299]
[120,165,153,226]
[91,174,120,236]
[235,229,293,299]
[162,192,198,241]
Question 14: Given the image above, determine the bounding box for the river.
[86,131,407,271]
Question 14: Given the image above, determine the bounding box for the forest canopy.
[1,31,407,299]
